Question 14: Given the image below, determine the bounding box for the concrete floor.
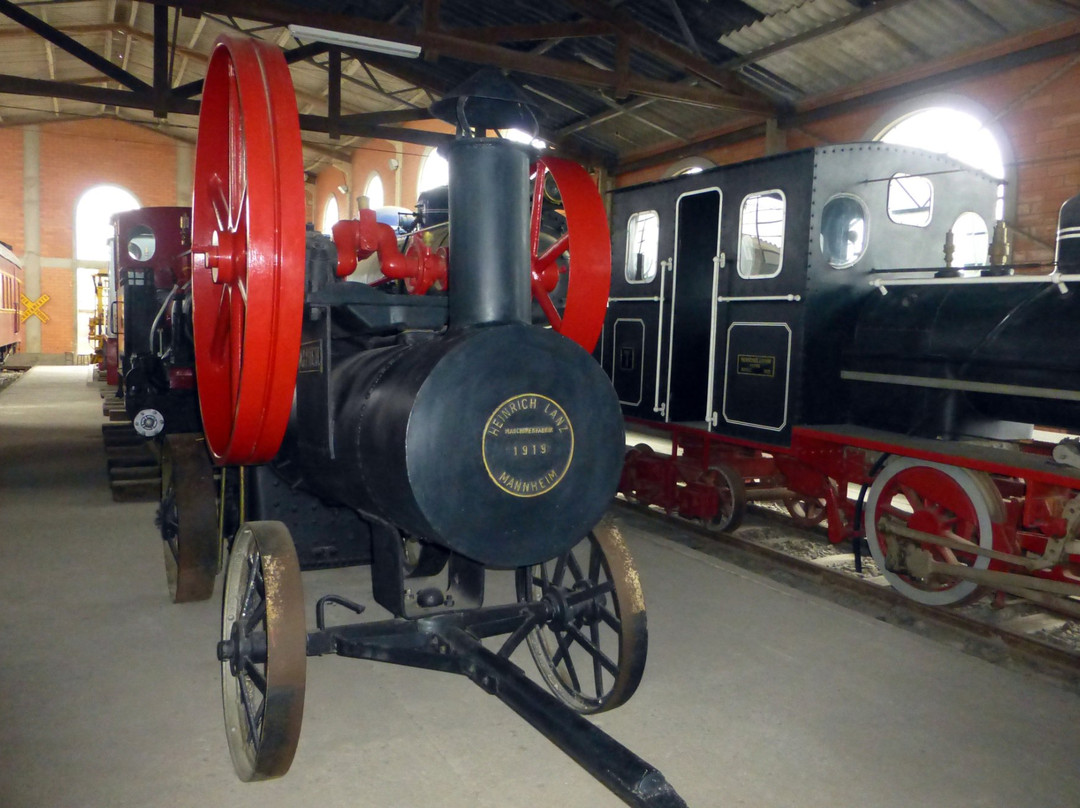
[2,366,1080,808]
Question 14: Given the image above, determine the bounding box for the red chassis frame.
[620,416,1080,611]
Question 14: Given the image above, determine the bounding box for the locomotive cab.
[602,143,1000,445]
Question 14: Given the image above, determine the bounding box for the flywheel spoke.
[209,173,230,233]
[534,233,570,279]
[530,276,562,328]
[210,290,232,363]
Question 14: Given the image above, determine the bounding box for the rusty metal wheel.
[218,521,306,781]
[699,463,746,532]
[158,433,218,602]
[529,156,610,352]
[784,496,827,528]
[515,520,647,714]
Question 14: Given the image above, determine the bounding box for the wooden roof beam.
[561,0,749,95]
[0,0,151,92]
[445,20,613,44]
[153,0,772,113]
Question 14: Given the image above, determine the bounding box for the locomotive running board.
[305,599,689,808]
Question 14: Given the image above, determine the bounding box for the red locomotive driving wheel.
[529,156,610,353]
[191,35,306,465]
[864,458,1003,606]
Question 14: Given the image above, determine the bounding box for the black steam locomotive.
[611,142,1080,615]
[156,35,684,808]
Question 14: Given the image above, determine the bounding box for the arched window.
[321,195,339,236]
[666,157,715,178]
[418,147,448,195]
[365,173,385,210]
[75,185,139,356]
[872,101,1008,223]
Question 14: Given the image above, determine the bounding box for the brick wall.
[38,266,73,354]
[2,118,182,355]
[38,119,178,259]
[314,165,349,233]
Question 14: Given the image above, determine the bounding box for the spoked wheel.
[864,458,1004,606]
[157,433,218,602]
[515,520,647,714]
[528,156,610,353]
[219,521,306,781]
[784,496,827,528]
[191,35,306,465]
[698,463,746,532]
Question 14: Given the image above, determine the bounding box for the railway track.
[613,497,1080,694]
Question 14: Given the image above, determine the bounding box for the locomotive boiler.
[174,35,682,808]
[609,143,1080,616]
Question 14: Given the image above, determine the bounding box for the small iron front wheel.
[515,520,647,714]
[219,521,306,781]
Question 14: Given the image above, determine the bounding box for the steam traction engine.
[183,36,684,807]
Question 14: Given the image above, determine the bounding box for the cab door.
[663,187,722,424]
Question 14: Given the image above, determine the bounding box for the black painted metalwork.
[303,579,684,808]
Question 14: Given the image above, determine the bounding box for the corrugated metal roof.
[721,0,1072,100]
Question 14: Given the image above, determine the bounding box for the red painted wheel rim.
[191,36,305,465]
[529,156,610,352]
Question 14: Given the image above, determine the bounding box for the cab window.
[625,210,659,283]
[738,190,785,278]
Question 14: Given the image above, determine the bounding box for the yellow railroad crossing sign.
[21,293,50,324]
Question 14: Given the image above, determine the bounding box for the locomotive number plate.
[483,394,574,498]
[736,353,775,377]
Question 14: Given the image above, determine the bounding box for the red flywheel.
[191,36,306,465]
[529,156,611,353]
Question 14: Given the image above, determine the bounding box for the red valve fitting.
[332,211,447,295]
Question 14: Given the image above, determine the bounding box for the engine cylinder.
[321,323,624,567]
